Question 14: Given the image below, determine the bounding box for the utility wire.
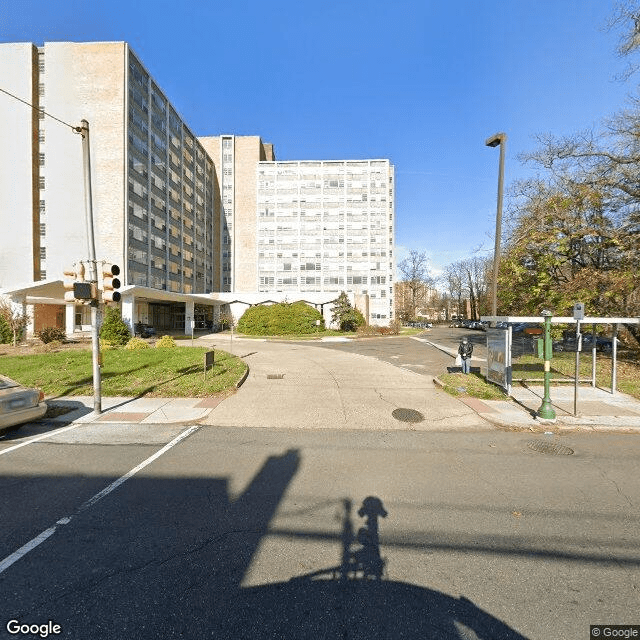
[0,86,81,133]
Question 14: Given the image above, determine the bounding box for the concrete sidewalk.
[424,338,640,432]
[198,338,491,431]
[43,336,640,433]
[43,394,224,425]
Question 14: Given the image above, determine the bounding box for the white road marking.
[0,423,84,457]
[0,425,200,575]
[0,527,58,574]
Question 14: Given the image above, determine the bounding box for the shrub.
[331,292,366,332]
[38,326,66,344]
[155,335,176,348]
[357,322,400,337]
[341,307,366,332]
[237,301,324,335]
[100,307,131,346]
[40,340,63,352]
[0,315,12,344]
[125,336,150,350]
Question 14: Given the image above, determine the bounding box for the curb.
[434,376,640,434]
[236,363,250,389]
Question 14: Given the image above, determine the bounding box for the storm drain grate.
[527,440,574,456]
[392,408,425,423]
[266,374,285,379]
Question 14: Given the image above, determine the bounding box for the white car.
[0,375,47,432]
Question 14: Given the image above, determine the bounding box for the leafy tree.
[331,292,366,331]
[489,2,640,346]
[100,307,131,346]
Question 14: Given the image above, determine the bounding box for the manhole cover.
[392,408,425,423]
[527,440,574,456]
[266,374,284,379]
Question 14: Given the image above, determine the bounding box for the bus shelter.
[481,315,639,411]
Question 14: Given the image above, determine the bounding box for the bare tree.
[607,1,640,79]
[397,250,434,320]
[441,263,465,318]
[460,257,491,320]
[440,258,491,320]
[0,298,29,346]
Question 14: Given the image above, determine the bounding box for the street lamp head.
[485,132,507,148]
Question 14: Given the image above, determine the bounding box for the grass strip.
[0,346,246,398]
[438,372,508,400]
[512,353,640,399]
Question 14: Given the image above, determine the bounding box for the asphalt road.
[310,326,488,376]
[1,418,638,640]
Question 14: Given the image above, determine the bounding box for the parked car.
[135,323,157,338]
[559,331,620,353]
[0,375,47,433]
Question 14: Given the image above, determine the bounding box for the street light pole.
[78,120,101,414]
[485,132,507,318]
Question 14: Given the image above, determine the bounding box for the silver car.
[0,375,47,432]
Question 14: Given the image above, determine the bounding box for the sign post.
[537,310,556,420]
[573,302,585,416]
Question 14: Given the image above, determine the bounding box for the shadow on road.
[1,449,529,639]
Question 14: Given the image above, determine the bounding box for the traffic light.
[102,264,121,303]
[63,262,87,302]
[63,267,77,303]
[63,263,97,302]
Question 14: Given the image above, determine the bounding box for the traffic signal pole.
[79,120,101,414]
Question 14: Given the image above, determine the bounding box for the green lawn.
[439,352,640,401]
[512,353,640,399]
[0,346,247,398]
[438,372,508,400]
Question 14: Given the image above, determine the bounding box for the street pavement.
[2,335,640,639]
[31,333,640,434]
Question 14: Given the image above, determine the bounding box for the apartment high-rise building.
[0,41,218,333]
[1,41,396,332]
[255,160,395,323]
[199,135,275,293]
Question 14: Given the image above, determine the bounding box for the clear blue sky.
[1,0,634,277]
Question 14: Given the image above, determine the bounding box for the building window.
[40,223,46,236]
[39,177,45,189]
[39,200,45,214]
[39,129,45,143]
[40,247,46,259]
[39,153,45,166]
[40,270,46,280]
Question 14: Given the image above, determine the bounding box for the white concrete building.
[0,41,220,334]
[1,42,396,334]
[256,160,395,323]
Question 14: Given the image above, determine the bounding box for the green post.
[537,310,556,420]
